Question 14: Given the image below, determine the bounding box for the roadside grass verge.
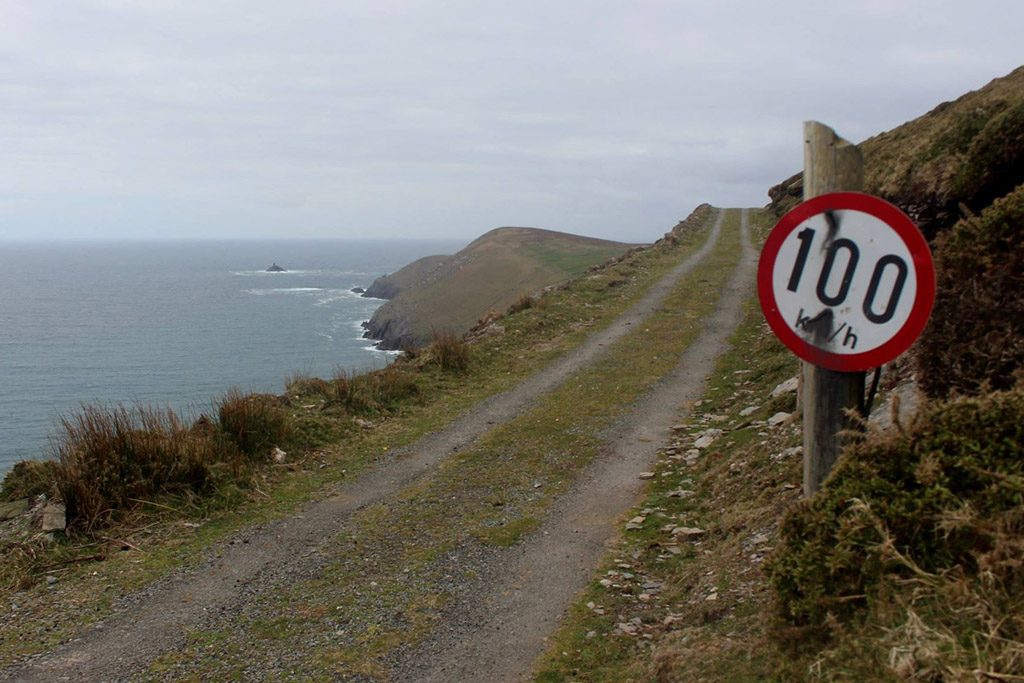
[0,205,718,669]
[532,208,818,682]
[143,209,749,679]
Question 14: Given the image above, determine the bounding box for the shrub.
[430,329,471,373]
[216,390,290,461]
[955,100,1024,208]
[766,388,1024,630]
[53,404,230,530]
[1,459,60,500]
[914,184,1024,398]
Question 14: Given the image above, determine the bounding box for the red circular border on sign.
[757,192,935,372]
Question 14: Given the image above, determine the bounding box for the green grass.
[519,240,633,277]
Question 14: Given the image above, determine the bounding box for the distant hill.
[769,64,1024,238]
[363,227,639,349]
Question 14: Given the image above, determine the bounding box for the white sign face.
[758,193,935,372]
[771,209,916,355]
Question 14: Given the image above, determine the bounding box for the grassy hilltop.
[362,226,639,349]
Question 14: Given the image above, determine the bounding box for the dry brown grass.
[325,365,421,414]
[429,329,471,373]
[216,390,291,460]
[53,404,233,530]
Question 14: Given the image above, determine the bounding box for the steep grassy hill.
[363,226,639,349]
[770,65,1024,238]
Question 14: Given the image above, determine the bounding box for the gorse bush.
[216,390,291,460]
[915,184,1024,398]
[955,100,1024,208]
[54,404,233,530]
[766,387,1024,631]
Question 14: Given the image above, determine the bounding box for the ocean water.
[0,238,462,475]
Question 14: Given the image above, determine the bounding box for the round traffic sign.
[758,192,935,372]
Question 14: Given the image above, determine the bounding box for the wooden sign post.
[757,122,935,497]
[801,122,864,495]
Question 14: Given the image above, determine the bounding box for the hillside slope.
[363,226,638,349]
[770,64,1024,237]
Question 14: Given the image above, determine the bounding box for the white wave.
[243,287,326,296]
[363,344,401,355]
[314,289,365,306]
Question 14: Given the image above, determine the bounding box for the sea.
[0,238,463,475]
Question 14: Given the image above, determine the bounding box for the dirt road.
[2,208,754,682]
[391,209,754,682]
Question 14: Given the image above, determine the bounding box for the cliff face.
[362,308,417,350]
[363,227,639,350]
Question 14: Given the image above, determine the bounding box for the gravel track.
[390,209,755,682]
[2,211,727,682]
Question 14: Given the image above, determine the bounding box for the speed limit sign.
[758,192,935,372]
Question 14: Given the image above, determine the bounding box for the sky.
[1,1,1021,243]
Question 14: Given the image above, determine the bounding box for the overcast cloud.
[1,1,1021,242]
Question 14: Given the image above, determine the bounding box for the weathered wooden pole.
[802,121,865,496]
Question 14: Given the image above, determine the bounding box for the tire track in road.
[2,212,726,682]
[393,209,756,683]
